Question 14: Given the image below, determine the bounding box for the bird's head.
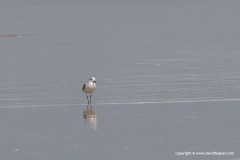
[89,77,96,83]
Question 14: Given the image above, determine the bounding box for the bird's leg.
[90,95,92,106]
[86,95,89,105]
[90,96,93,110]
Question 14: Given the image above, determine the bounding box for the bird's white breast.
[83,81,96,94]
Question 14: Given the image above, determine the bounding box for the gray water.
[1,0,240,159]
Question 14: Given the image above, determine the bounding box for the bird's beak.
[94,81,97,84]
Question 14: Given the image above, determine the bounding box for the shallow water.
[1,0,240,159]
[0,102,240,160]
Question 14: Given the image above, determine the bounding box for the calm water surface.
[1,0,240,159]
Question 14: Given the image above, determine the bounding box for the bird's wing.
[82,84,86,91]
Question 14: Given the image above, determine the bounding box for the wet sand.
[0,101,239,160]
[1,0,240,159]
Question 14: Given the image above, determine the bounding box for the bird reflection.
[83,106,97,130]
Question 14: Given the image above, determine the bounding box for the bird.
[82,77,97,106]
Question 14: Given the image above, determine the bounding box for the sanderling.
[82,77,97,105]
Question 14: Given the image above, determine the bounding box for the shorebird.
[82,77,97,105]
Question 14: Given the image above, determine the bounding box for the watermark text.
[175,151,234,156]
